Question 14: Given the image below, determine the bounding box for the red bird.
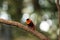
[26,18,35,30]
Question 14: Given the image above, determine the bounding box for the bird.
[26,18,35,30]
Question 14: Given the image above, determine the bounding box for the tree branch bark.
[56,0,60,40]
[0,18,49,40]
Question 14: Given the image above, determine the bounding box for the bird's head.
[26,18,32,24]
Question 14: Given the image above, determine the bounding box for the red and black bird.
[26,18,35,30]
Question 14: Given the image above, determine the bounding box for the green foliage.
[8,0,23,21]
[0,0,3,7]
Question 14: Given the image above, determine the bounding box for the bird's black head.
[26,18,29,21]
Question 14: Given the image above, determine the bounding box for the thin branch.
[0,18,49,40]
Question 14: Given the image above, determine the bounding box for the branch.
[0,18,49,40]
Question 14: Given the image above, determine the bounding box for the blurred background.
[0,0,59,40]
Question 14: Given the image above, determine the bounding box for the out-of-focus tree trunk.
[56,0,60,40]
[32,0,40,11]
